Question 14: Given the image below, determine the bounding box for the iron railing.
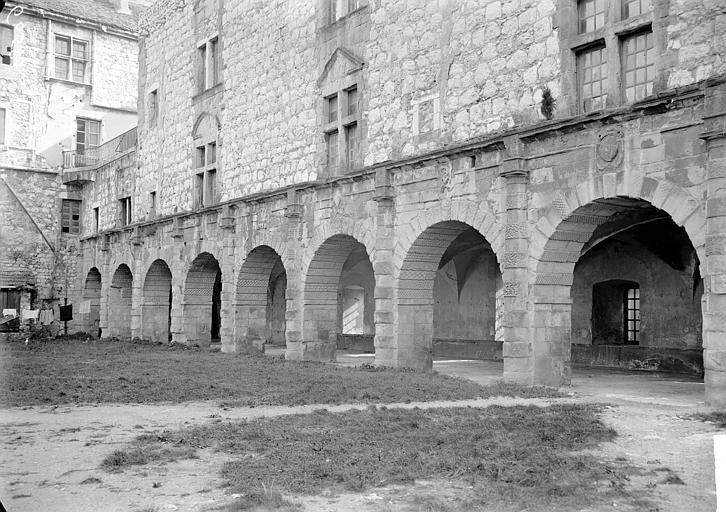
[62,127,137,169]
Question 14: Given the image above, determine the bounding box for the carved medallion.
[596,129,623,170]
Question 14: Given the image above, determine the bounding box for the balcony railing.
[62,127,137,169]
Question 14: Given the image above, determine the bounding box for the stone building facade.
[0,0,145,332]
[68,0,726,406]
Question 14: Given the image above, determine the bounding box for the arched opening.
[535,198,703,384]
[81,267,101,337]
[183,252,222,347]
[303,235,374,360]
[395,221,502,370]
[234,246,287,350]
[108,264,133,338]
[142,259,173,343]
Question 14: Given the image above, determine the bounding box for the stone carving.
[437,158,453,192]
[596,128,624,171]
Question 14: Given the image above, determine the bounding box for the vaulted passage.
[142,259,173,343]
[535,198,703,382]
[81,267,102,337]
[183,252,221,346]
[396,221,501,369]
[234,246,286,350]
[303,235,374,360]
[108,264,133,338]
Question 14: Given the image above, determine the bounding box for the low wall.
[572,344,703,375]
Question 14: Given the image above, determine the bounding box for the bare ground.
[0,394,717,512]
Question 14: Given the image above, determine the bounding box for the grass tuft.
[691,411,726,428]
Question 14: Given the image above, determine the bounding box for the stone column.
[283,189,305,361]
[129,232,143,339]
[219,206,238,353]
[372,167,396,367]
[702,81,726,407]
[499,158,534,384]
[98,235,110,338]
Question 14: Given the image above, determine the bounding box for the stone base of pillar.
[298,340,336,362]
[395,347,432,371]
[705,350,726,408]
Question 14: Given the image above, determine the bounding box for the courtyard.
[0,338,717,512]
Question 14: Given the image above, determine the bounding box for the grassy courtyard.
[0,337,561,407]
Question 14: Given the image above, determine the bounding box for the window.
[625,286,640,344]
[329,0,365,22]
[93,207,99,233]
[323,84,361,173]
[564,0,656,113]
[55,35,89,83]
[0,108,5,145]
[198,37,219,92]
[149,191,156,218]
[195,141,217,207]
[119,197,132,227]
[61,199,82,234]
[149,89,158,125]
[76,118,100,154]
[622,31,655,102]
[1,25,13,65]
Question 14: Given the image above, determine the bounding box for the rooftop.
[9,0,145,33]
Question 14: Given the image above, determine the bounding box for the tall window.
[625,286,640,344]
[0,108,5,145]
[149,89,159,125]
[323,84,360,173]
[76,118,100,155]
[329,0,366,22]
[564,0,655,113]
[55,35,89,83]
[119,197,132,227]
[195,141,217,207]
[0,25,13,65]
[61,199,82,234]
[198,37,219,93]
[93,207,99,233]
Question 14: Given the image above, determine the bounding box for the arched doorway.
[182,252,221,346]
[394,221,502,370]
[142,259,173,343]
[303,234,374,360]
[108,264,133,338]
[535,198,703,384]
[81,267,101,337]
[234,246,286,350]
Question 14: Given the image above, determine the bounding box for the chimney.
[111,0,131,14]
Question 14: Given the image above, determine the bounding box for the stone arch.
[108,264,133,338]
[192,112,221,139]
[81,267,101,337]
[182,252,222,346]
[142,259,173,343]
[234,245,287,350]
[532,178,706,385]
[302,233,374,360]
[392,220,502,370]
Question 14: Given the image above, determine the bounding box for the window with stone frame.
[61,199,82,234]
[119,196,132,227]
[149,89,159,126]
[1,25,13,65]
[54,35,90,83]
[197,36,220,93]
[194,141,217,208]
[328,0,367,23]
[560,0,656,114]
[323,84,360,173]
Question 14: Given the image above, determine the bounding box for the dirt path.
[0,394,718,512]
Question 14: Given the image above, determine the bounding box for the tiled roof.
[12,0,144,33]
[0,266,35,288]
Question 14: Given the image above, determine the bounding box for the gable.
[317,47,365,87]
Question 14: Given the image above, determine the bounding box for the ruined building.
[37,0,726,405]
[0,0,145,331]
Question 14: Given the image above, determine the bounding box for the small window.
[149,191,156,217]
[326,130,338,169]
[205,169,216,205]
[198,37,220,92]
[0,108,5,145]
[93,207,99,233]
[622,30,655,102]
[577,45,608,113]
[196,145,206,168]
[119,197,132,227]
[149,89,158,125]
[61,199,82,234]
[347,86,357,116]
[345,123,358,168]
[622,0,652,19]
[207,142,216,164]
[210,37,219,86]
[76,118,101,154]
[578,0,605,33]
[327,95,338,123]
[55,35,89,82]
[1,25,13,65]
[198,44,207,92]
[195,172,205,207]
[625,286,640,344]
